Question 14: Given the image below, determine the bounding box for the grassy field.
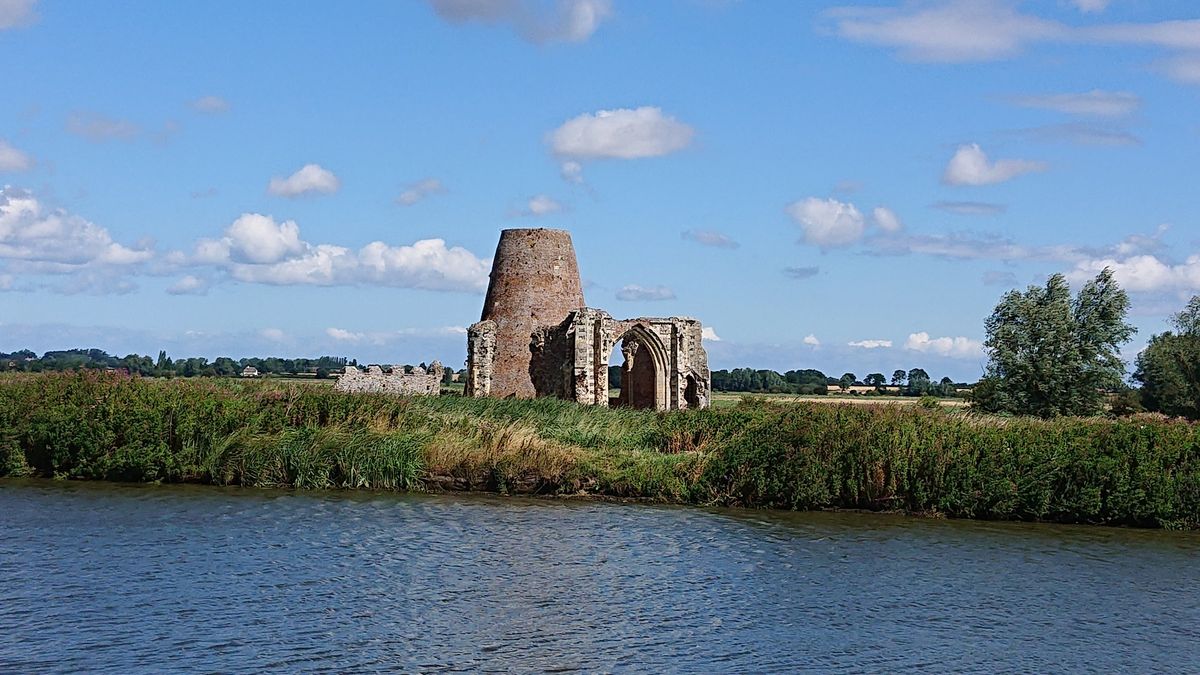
[2,372,1198,528]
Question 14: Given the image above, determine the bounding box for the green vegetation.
[1135,296,1200,420]
[3,372,1199,529]
[975,269,1135,418]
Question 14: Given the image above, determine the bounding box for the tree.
[978,269,1134,417]
[891,369,906,386]
[864,373,886,388]
[838,372,856,392]
[906,368,931,395]
[1134,295,1200,420]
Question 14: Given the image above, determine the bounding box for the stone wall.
[334,362,444,396]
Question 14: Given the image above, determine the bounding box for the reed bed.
[1,372,1197,528]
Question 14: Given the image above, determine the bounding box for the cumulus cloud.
[513,194,563,217]
[942,143,1046,186]
[1067,254,1200,294]
[701,326,721,342]
[933,201,1006,216]
[904,332,984,358]
[184,213,490,292]
[848,339,892,349]
[0,187,152,268]
[259,327,286,342]
[396,178,445,206]
[1007,89,1139,117]
[872,206,903,232]
[615,284,676,301]
[681,229,739,249]
[548,107,694,160]
[428,0,612,44]
[166,275,208,295]
[190,95,230,113]
[787,197,866,247]
[1158,53,1200,85]
[326,327,363,342]
[982,270,1017,286]
[66,112,139,142]
[0,139,33,172]
[267,164,340,198]
[803,334,820,346]
[0,0,37,29]
[784,266,820,280]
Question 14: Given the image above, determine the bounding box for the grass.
[2,372,1199,529]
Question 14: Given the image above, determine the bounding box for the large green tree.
[1134,296,1200,420]
[977,269,1134,417]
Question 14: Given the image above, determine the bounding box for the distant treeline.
[709,367,967,397]
[0,348,351,378]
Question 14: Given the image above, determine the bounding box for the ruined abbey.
[465,228,711,410]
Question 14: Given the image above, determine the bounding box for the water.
[1,481,1198,674]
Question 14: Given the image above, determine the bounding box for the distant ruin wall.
[334,362,444,396]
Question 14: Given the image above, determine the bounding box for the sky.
[1,0,1198,381]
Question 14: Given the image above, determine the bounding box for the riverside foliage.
[2,372,1198,529]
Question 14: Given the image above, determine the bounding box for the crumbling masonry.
[465,228,710,410]
[335,363,443,396]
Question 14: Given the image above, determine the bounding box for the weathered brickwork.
[334,362,444,396]
[466,228,711,411]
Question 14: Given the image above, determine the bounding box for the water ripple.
[1,480,1198,673]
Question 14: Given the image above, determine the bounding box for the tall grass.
[1,372,1198,528]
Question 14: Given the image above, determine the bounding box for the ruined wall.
[334,362,444,396]
[475,228,584,399]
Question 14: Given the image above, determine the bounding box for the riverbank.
[1,372,1197,528]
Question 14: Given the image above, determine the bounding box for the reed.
[1,372,1197,528]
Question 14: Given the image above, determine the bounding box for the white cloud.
[267,164,341,198]
[904,332,984,358]
[548,107,694,160]
[1158,53,1200,85]
[933,201,1006,215]
[787,197,865,247]
[560,161,584,184]
[166,275,208,295]
[428,0,612,44]
[872,206,903,232]
[326,327,364,342]
[1008,89,1139,116]
[1067,254,1200,294]
[184,213,491,293]
[848,339,892,349]
[701,326,721,342]
[0,186,152,267]
[825,1,1062,63]
[803,333,820,346]
[513,194,563,217]
[0,0,37,29]
[1015,123,1140,146]
[942,143,1046,186]
[396,178,445,206]
[259,327,286,342]
[615,284,676,301]
[0,139,33,172]
[66,112,139,142]
[190,95,230,113]
[1070,0,1109,13]
[682,229,739,249]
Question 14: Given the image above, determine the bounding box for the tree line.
[0,349,352,379]
[708,367,965,397]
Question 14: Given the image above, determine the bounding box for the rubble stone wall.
[334,362,444,396]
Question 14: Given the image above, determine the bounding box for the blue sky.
[1,0,1198,381]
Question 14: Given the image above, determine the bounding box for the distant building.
[241,366,260,377]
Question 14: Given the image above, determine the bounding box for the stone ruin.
[465,228,711,410]
[334,362,443,396]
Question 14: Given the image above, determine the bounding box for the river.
[1,480,1197,673]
